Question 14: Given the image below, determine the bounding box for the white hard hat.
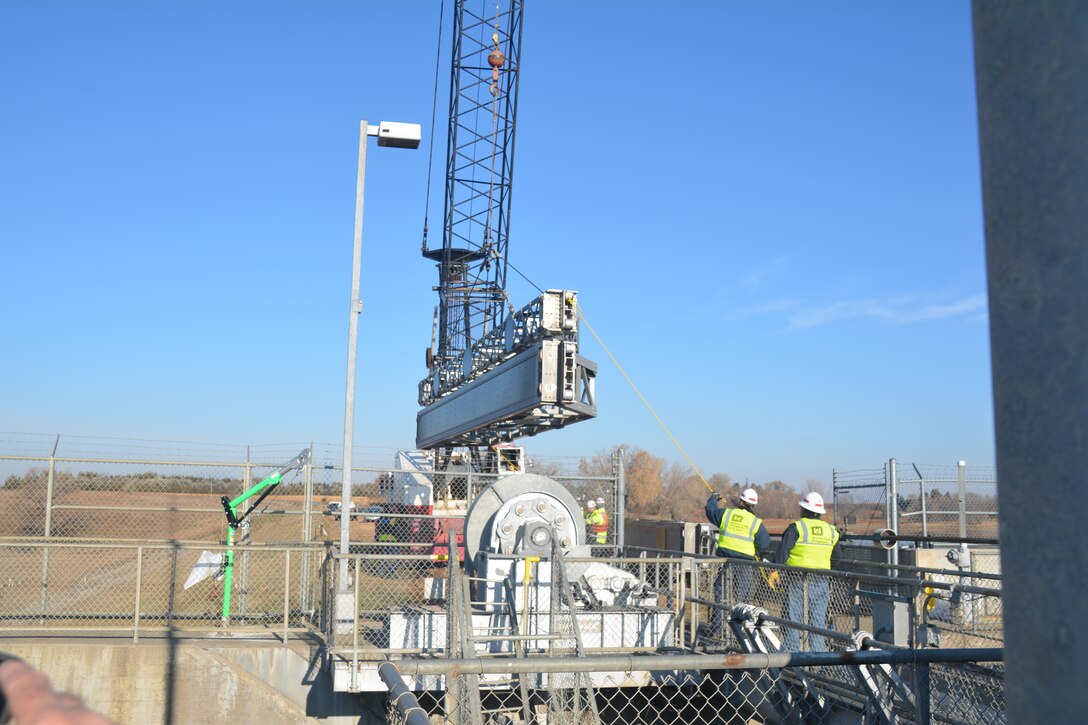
[596,497,606,506]
[799,491,826,514]
[586,500,597,509]
[740,488,758,506]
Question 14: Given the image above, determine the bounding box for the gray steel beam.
[973,2,1088,721]
[416,341,596,448]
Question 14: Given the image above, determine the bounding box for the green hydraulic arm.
[219,448,310,621]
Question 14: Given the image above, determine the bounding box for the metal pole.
[957,459,967,539]
[44,434,58,536]
[615,447,626,549]
[133,546,143,643]
[919,476,929,539]
[351,558,360,692]
[916,661,931,723]
[832,468,839,529]
[301,444,313,612]
[396,647,1003,677]
[689,557,698,651]
[973,4,1088,718]
[39,435,60,624]
[340,120,369,591]
[283,549,291,645]
[888,458,899,568]
[240,449,251,618]
[303,444,314,543]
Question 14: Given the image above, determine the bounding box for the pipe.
[378,662,430,725]
[394,647,1003,677]
[840,533,999,546]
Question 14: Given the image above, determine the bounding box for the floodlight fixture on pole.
[340,119,421,591]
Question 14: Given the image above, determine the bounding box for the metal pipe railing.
[394,647,1003,677]
[840,558,1003,582]
[841,533,1000,547]
[694,556,1002,597]
[377,662,430,725]
[687,595,914,653]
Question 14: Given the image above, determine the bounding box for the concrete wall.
[2,641,385,725]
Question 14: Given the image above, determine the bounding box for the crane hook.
[488,33,505,97]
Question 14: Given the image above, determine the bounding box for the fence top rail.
[0,455,263,468]
[328,551,685,565]
[842,558,1003,581]
[331,552,458,561]
[0,454,619,480]
[0,539,327,552]
[840,533,1000,546]
[626,544,709,555]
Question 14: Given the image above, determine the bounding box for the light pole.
[340,119,421,591]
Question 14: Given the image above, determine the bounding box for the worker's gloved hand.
[764,570,781,591]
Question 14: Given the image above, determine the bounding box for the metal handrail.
[393,647,1003,676]
[629,546,1002,596]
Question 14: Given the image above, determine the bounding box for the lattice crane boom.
[417,0,596,454]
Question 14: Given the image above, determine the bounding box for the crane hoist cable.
[483,6,504,268]
[502,255,714,493]
[421,0,446,253]
[576,306,714,494]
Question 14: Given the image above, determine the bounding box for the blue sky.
[0,1,993,487]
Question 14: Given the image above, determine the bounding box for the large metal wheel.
[463,473,585,572]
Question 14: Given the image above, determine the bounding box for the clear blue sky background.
[0,1,993,487]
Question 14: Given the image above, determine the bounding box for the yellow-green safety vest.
[586,509,607,544]
[785,518,840,570]
[716,507,762,558]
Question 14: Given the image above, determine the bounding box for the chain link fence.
[384,652,1003,724]
[0,540,325,638]
[336,545,1004,723]
[0,435,621,550]
[1,435,1003,721]
[833,459,999,540]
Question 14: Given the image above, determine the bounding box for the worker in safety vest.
[595,497,609,543]
[705,488,770,635]
[585,499,608,545]
[773,492,842,652]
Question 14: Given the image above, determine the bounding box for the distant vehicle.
[360,505,383,522]
[326,501,358,521]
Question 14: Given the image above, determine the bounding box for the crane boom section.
[424,0,524,393]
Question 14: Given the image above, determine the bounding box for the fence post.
[916,661,932,723]
[44,434,58,536]
[38,435,60,624]
[283,549,291,645]
[301,445,314,613]
[303,444,314,543]
[240,448,251,618]
[888,458,899,569]
[957,460,967,538]
[832,468,839,528]
[689,559,699,651]
[614,448,626,549]
[919,476,929,539]
[133,546,144,643]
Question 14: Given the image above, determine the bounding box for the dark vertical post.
[973,3,1088,719]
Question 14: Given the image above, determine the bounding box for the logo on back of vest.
[731,513,744,524]
[812,525,823,536]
